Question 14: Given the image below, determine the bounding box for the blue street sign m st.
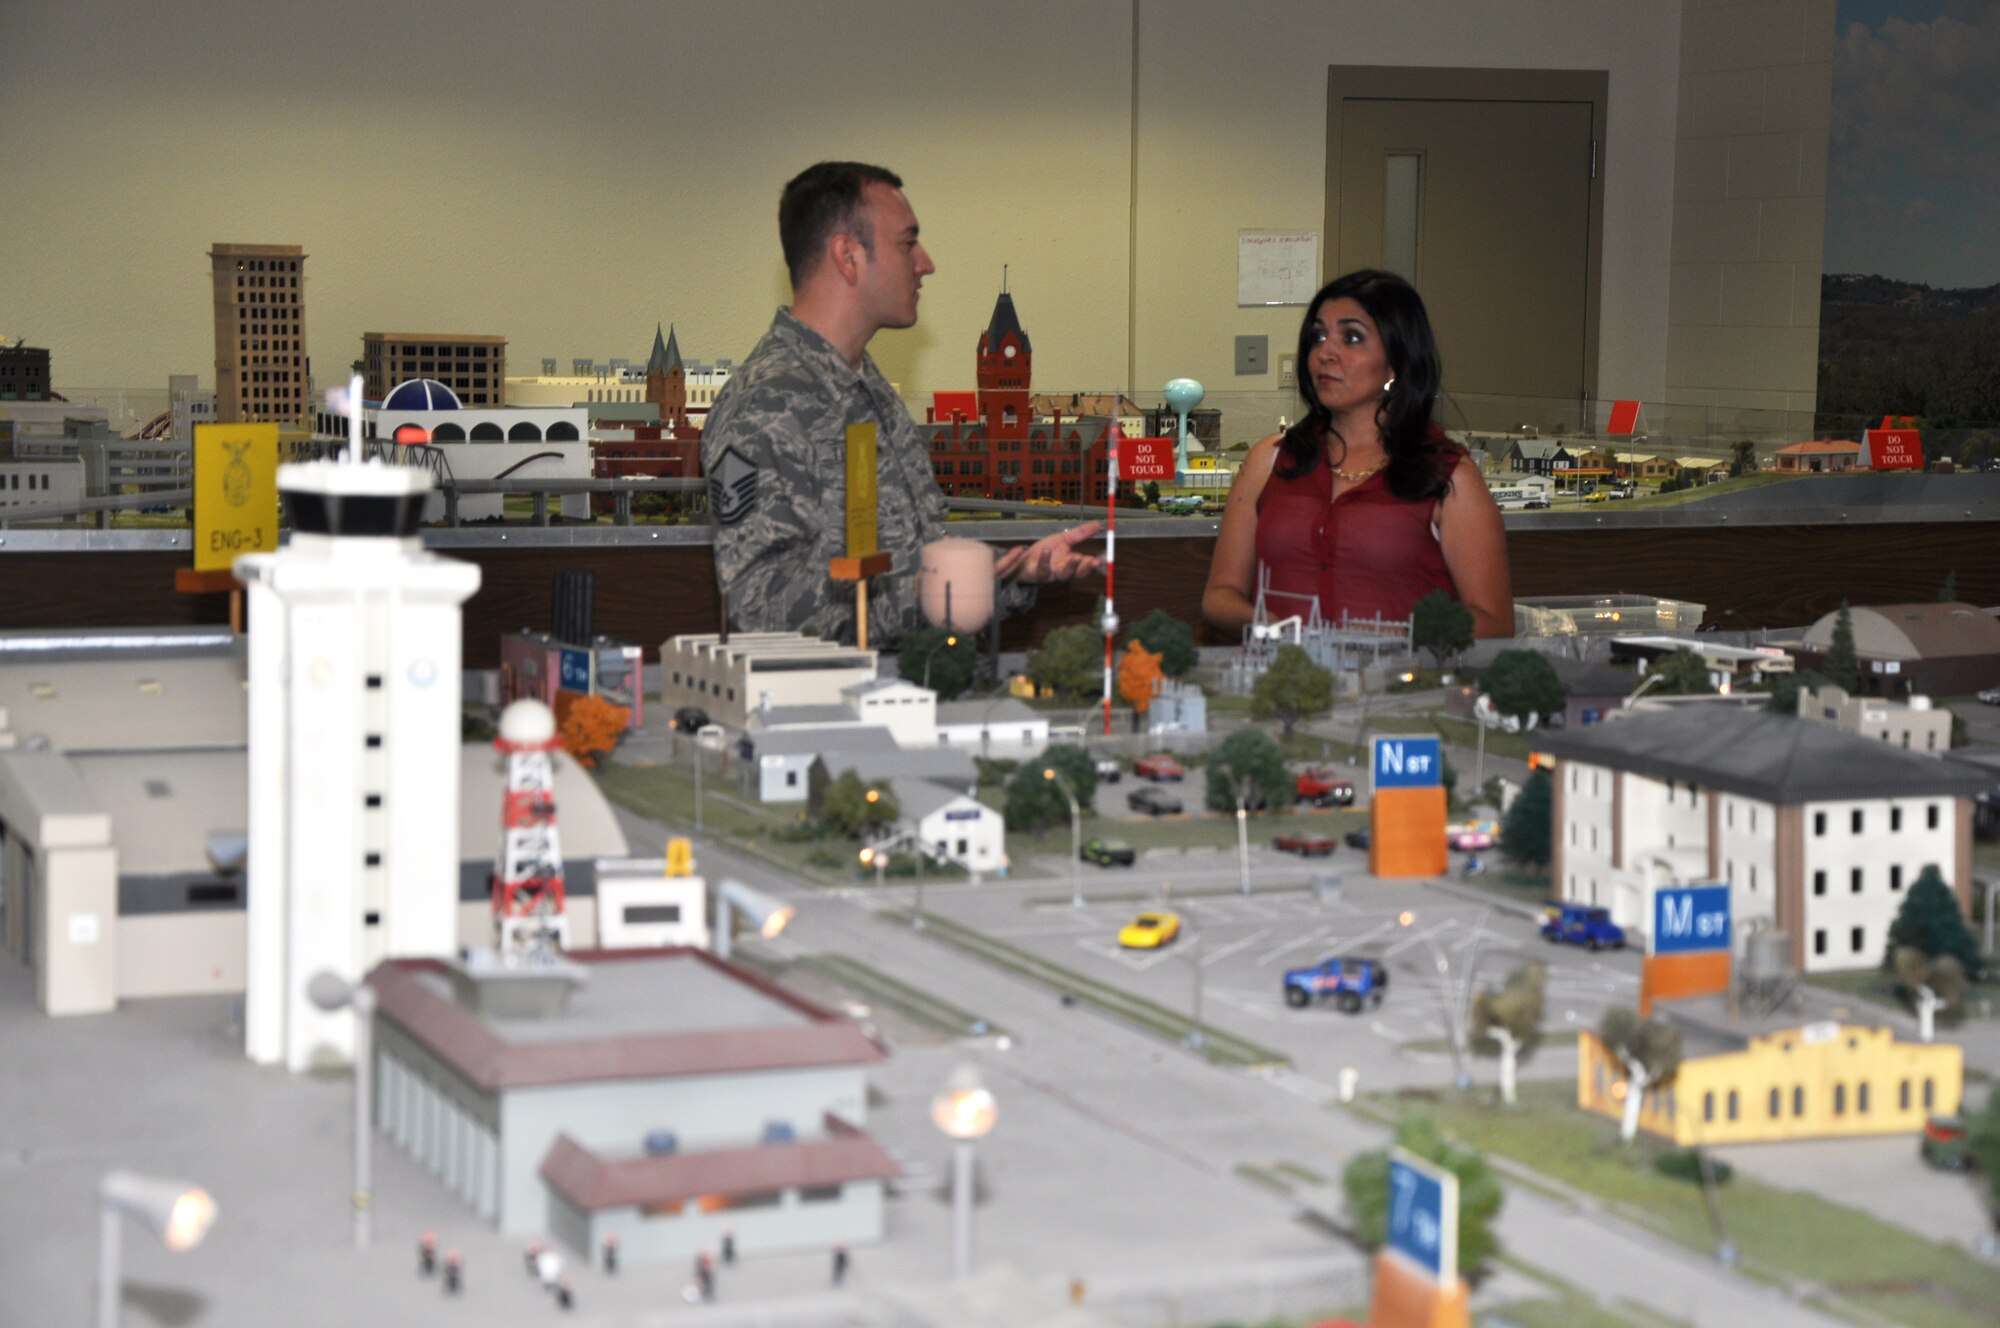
[1652,884,1731,957]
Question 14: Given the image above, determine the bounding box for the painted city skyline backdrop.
[1826,0,2000,289]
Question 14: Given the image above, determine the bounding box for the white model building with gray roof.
[1537,708,1990,974]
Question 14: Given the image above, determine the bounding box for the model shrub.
[1653,1148,1732,1186]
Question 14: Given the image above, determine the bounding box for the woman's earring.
[1383,377,1396,393]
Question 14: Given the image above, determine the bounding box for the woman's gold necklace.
[1331,460,1384,482]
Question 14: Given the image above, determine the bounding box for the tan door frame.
[1324,65,1609,406]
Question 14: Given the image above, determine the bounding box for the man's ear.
[825,232,863,287]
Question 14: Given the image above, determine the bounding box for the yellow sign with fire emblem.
[193,423,279,571]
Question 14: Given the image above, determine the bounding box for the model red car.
[1133,753,1187,781]
[1295,767,1356,806]
[1273,831,1337,857]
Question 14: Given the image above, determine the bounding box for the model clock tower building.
[976,291,1031,443]
[238,458,481,1071]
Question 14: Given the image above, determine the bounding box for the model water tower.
[1163,377,1204,477]
[239,447,480,1071]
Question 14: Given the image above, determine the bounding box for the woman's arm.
[1437,456,1514,637]
[1200,434,1283,632]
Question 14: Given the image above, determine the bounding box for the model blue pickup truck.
[1282,956,1389,1012]
[1540,902,1626,950]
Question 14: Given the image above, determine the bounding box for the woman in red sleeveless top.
[1202,270,1512,638]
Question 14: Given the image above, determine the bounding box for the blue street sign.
[1373,735,1442,790]
[558,647,592,693]
[1386,1149,1458,1282]
[1652,883,1732,957]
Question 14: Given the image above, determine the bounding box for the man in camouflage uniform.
[704,161,1101,647]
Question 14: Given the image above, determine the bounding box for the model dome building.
[382,378,462,411]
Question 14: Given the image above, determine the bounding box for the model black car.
[1127,786,1183,816]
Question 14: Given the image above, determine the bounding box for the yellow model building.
[1579,1022,1962,1146]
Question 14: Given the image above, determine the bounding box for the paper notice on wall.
[1238,231,1319,306]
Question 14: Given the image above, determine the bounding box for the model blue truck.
[1282,956,1389,1012]
[1540,902,1626,950]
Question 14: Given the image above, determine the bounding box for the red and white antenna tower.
[493,699,568,953]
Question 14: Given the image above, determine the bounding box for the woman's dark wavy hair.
[1276,269,1450,501]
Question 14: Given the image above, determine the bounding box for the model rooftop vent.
[445,949,589,1020]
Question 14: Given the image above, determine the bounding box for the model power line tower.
[493,699,569,953]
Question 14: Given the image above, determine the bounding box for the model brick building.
[0,343,50,401]
[921,290,1129,504]
[363,333,506,406]
[209,242,309,426]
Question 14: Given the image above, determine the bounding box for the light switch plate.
[1278,354,1296,387]
[1235,335,1268,376]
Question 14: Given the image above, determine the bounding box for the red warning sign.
[1865,428,1923,470]
[1118,436,1176,480]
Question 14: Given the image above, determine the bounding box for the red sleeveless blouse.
[1253,437,1463,625]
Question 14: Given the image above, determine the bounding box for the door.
[1327,68,1605,434]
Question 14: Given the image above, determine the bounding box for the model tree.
[1729,439,1757,477]
[820,770,899,839]
[1599,1007,1683,1144]
[897,626,978,700]
[1500,768,1553,870]
[1251,643,1334,738]
[1002,743,1095,833]
[1341,1116,1504,1282]
[1885,865,1982,978]
[1126,607,1198,678]
[1940,569,1958,602]
[1117,642,1164,731]
[1650,648,1716,696]
[1472,962,1548,1106]
[554,693,629,769]
[1204,727,1294,814]
[1892,945,1968,1043]
[1480,649,1566,727]
[1143,480,1161,508]
[1411,590,1475,671]
[1824,600,1860,691]
[1026,623,1103,706]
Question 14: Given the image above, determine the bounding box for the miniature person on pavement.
[702,161,1103,647]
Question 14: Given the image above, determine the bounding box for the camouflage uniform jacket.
[703,308,1030,645]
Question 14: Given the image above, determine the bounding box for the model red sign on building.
[1118,436,1176,480]
[1865,428,1923,470]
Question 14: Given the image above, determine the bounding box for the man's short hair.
[779,161,904,286]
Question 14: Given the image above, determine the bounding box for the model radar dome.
[382,378,462,411]
[499,698,557,746]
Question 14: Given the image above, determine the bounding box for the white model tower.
[237,414,481,1070]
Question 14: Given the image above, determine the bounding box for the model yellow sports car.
[1118,910,1182,949]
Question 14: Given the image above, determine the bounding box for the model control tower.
[238,451,480,1071]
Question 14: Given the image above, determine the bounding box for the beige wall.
[4,1,1814,421]
[1667,0,1835,425]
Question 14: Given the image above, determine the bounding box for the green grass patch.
[1360,1080,2000,1328]
[794,953,1000,1040]
[885,909,1289,1069]
[1273,1160,1328,1186]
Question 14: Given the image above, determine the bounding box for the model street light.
[306,970,378,1249]
[919,634,960,691]
[713,879,795,961]
[98,1171,217,1328]
[1398,910,1469,1087]
[930,1064,998,1279]
[1042,766,1083,908]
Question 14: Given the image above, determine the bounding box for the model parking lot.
[864,847,1640,1087]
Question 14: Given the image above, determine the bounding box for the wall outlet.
[1235,335,1268,376]
[1278,354,1296,387]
